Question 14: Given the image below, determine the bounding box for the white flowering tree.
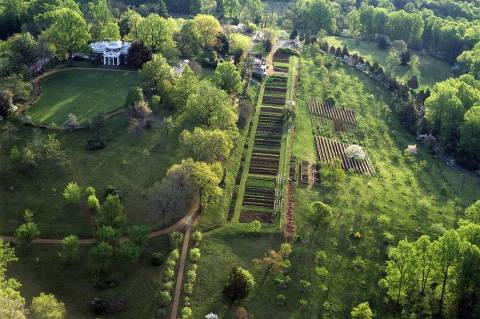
[345,145,367,161]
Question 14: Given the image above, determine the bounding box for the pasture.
[324,36,452,89]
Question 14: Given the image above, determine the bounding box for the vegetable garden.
[314,136,376,175]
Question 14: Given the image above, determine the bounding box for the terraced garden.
[231,54,297,225]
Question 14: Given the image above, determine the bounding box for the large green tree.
[459,105,480,164]
[31,293,66,319]
[134,14,176,57]
[193,14,221,49]
[212,62,242,94]
[43,8,90,63]
[180,127,233,163]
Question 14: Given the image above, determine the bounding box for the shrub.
[170,232,184,249]
[181,306,192,319]
[276,294,286,306]
[165,258,176,269]
[300,299,309,309]
[299,280,311,293]
[184,283,194,295]
[383,232,395,244]
[164,268,175,281]
[163,280,174,291]
[280,243,292,258]
[377,215,391,228]
[192,231,203,244]
[63,182,82,205]
[274,274,291,289]
[353,257,366,272]
[169,249,180,261]
[249,220,261,232]
[186,269,197,283]
[158,291,171,306]
[315,266,329,280]
[189,248,201,262]
[125,87,144,107]
[87,195,100,212]
[151,252,163,266]
[84,186,96,197]
[314,250,327,265]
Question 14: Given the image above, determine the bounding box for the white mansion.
[89,41,131,66]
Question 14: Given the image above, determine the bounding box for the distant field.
[324,36,452,89]
[28,69,139,124]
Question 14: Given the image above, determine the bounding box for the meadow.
[324,36,452,89]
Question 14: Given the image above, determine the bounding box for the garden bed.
[308,99,357,126]
[314,136,376,175]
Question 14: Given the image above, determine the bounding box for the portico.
[90,41,131,66]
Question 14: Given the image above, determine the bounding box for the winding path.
[0,201,199,245]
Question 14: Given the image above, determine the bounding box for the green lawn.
[324,36,452,89]
[190,47,480,318]
[28,69,140,124]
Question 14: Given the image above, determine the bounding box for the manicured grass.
[324,36,452,89]
[0,116,181,237]
[28,69,140,124]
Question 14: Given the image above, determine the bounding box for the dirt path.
[0,201,199,245]
[169,220,193,319]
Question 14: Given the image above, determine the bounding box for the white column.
[117,57,120,66]
[103,56,106,65]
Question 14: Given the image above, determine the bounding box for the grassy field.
[189,47,479,318]
[0,115,181,237]
[28,69,140,124]
[7,236,170,319]
[324,36,452,89]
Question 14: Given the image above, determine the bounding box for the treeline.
[380,200,480,318]
[354,5,480,63]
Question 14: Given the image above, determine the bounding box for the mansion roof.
[89,41,131,55]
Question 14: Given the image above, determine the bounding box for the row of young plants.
[178,230,203,319]
[154,231,183,318]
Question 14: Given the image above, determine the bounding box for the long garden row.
[240,74,290,223]
[308,99,357,126]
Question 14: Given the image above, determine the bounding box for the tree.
[63,182,81,205]
[433,230,461,316]
[187,159,224,211]
[0,239,26,319]
[309,201,333,235]
[347,10,362,42]
[175,21,201,58]
[193,14,222,49]
[387,48,401,73]
[119,8,142,38]
[222,267,255,306]
[459,105,480,165]
[149,161,198,225]
[414,235,435,297]
[86,0,118,41]
[127,225,150,250]
[350,302,373,319]
[224,0,240,18]
[379,240,418,306]
[139,53,175,98]
[212,62,242,94]
[15,210,40,248]
[31,293,66,319]
[97,195,126,227]
[89,241,114,277]
[135,14,176,58]
[253,250,284,283]
[43,8,90,64]
[301,0,338,36]
[171,65,199,112]
[409,55,421,78]
[127,41,152,69]
[59,235,79,264]
[407,75,419,89]
[180,127,233,163]
[464,200,480,224]
[184,82,238,133]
